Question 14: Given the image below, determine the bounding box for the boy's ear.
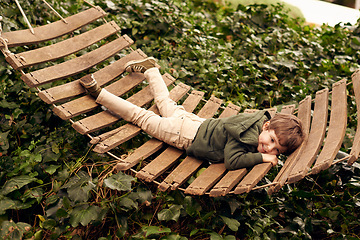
[262,121,270,131]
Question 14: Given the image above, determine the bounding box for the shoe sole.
[125,57,156,72]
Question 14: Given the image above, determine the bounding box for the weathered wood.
[280,104,295,114]
[115,90,205,171]
[1,7,107,48]
[287,89,329,183]
[209,168,247,197]
[234,163,272,194]
[6,21,120,70]
[349,70,360,165]
[21,35,133,87]
[136,147,184,182]
[267,96,313,195]
[39,50,146,104]
[311,79,347,174]
[184,164,227,195]
[91,82,190,152]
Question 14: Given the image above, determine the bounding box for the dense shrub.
[0,0,360,239]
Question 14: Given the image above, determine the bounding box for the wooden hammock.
[1,5,360,197]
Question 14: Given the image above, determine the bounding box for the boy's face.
[257,121,287,155]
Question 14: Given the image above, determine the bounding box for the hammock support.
[1,6,359,197]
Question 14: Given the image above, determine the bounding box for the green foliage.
[0,0,360,239]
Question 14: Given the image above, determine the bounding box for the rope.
[42,0,68,24]
[14,0,34,34]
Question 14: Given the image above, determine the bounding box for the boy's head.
[257,113,305,156]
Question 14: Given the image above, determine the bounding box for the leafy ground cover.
[0,0,360,239]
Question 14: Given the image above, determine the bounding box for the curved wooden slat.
[287,89,329,183]
[6,21,120,70]
[267,95,313,195]
[1,7,107,48]
[349,70,360,164]
[184,163,227,195]
[311,79,347,174]
[21,35,133,87]
[209,168,247,197]
[38,50,146,104]
[234,163,271,194]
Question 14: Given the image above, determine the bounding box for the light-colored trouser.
[96,68,205,150]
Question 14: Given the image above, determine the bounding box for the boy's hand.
[261,153,278,166]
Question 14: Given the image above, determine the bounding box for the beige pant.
[96,68,205,150]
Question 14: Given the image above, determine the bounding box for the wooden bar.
[267,95,313,195]
[115,90,205,171]
[6,21,120,70]
[21,35,133,87]
[39,49,146,104]
[311,79,347,174]
[2,7,107,48]
[184,164,227,195]
[287,89,329,183]
[349,70,360,165]
[209,168,247,197]
[234,163,272,194]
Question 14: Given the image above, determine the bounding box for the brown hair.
[268,113,305,155]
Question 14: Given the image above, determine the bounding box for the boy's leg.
[96,89,192,149]
[125,58,186,118]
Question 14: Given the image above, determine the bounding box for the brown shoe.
[125,57,157,73]
[79,74,101,98]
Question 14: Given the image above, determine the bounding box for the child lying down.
[79,57,305,170]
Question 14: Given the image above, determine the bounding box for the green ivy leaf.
[69,205,103,227]
[0,197,18,215]
[0,175,37,195]
[143,226,172,237]
[103,172,135,192]
[158,205,183,222]
[220,216,240,231]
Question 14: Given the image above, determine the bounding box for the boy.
[80,57,305,170]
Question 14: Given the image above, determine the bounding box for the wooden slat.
[287,89,330,183]
[21,35,133,87]
[71,74,178,135]
[234,163,272,194]
[349,70,360,164]
[1,7,107,48]
[311,79,347,174]
[136,95,225,183]
[39,49,146,104]
[6,21,120,70]
[267,95,313,194]
[184,164,227,195]
[115,90,205,171]
[209,169,247,197]
[91,82,190,152]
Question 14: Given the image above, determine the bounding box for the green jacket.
[186,110,271,170]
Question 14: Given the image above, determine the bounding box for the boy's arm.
[224,137,263,170]
[261,153,278,166]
